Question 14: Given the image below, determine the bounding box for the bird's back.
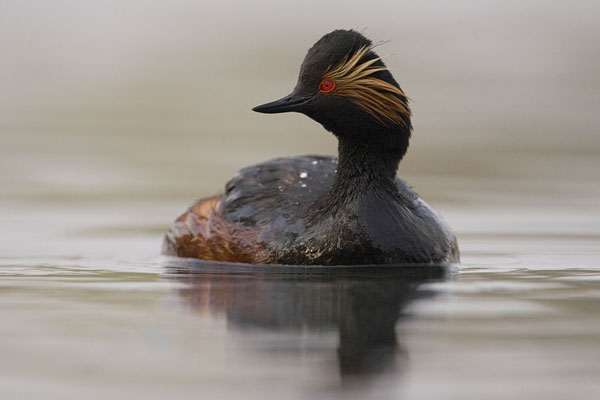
[223,156,336,226]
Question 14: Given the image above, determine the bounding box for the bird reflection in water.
[164,261,451,384]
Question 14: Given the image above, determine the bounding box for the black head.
[253,29,412,155]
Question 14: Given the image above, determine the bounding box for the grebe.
[163,29,459,265]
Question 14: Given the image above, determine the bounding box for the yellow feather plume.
[323,46,410,125]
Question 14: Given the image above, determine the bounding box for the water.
[2,1,600,399]
[2,156,599,400]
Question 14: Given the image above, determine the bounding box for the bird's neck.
[326,138,403,210]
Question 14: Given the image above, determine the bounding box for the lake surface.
[1,1,600,399]
[1,146,599,399]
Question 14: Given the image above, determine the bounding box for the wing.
[163,156,338,262]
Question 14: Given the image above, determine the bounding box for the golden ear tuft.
[323,46,410,126]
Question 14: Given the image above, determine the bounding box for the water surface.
[1,172,599,400]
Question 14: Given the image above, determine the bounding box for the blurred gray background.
[1,0,598,221]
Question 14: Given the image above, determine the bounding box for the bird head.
[253,29,412,151]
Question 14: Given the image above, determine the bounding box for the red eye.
[319,79,335,93]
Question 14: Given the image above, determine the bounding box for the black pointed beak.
[252,92,311,114]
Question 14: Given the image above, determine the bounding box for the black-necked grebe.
[163,29,459,265]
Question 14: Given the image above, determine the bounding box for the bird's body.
[163,155,458,265]
[163,29,460,265]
